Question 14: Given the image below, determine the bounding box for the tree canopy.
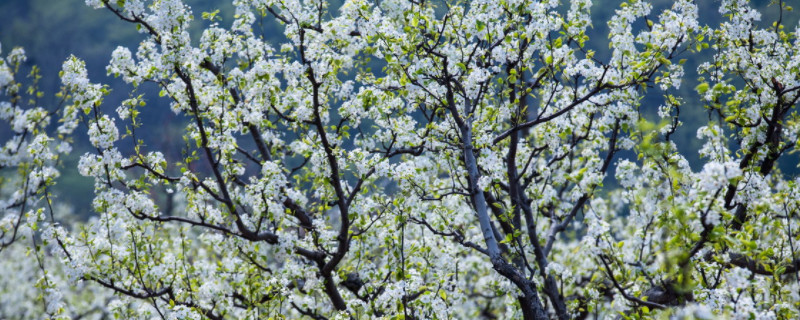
[1,0,800,319]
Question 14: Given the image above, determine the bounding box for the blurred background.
[0,0,797,220]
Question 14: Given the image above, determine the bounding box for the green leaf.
[776,266,787,275]
[476,20,486,32]
[695,83,709,94]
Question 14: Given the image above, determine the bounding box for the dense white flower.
[87,115,119,149]
[2,1,800,319]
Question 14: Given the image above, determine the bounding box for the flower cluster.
[2,0,800,319]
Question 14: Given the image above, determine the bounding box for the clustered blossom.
[1,0,800,319]
[697,161,742,192]
[87,115,119,149]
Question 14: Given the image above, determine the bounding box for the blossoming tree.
[1,0,800,318]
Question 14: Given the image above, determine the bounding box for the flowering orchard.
[2,0,800,318]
